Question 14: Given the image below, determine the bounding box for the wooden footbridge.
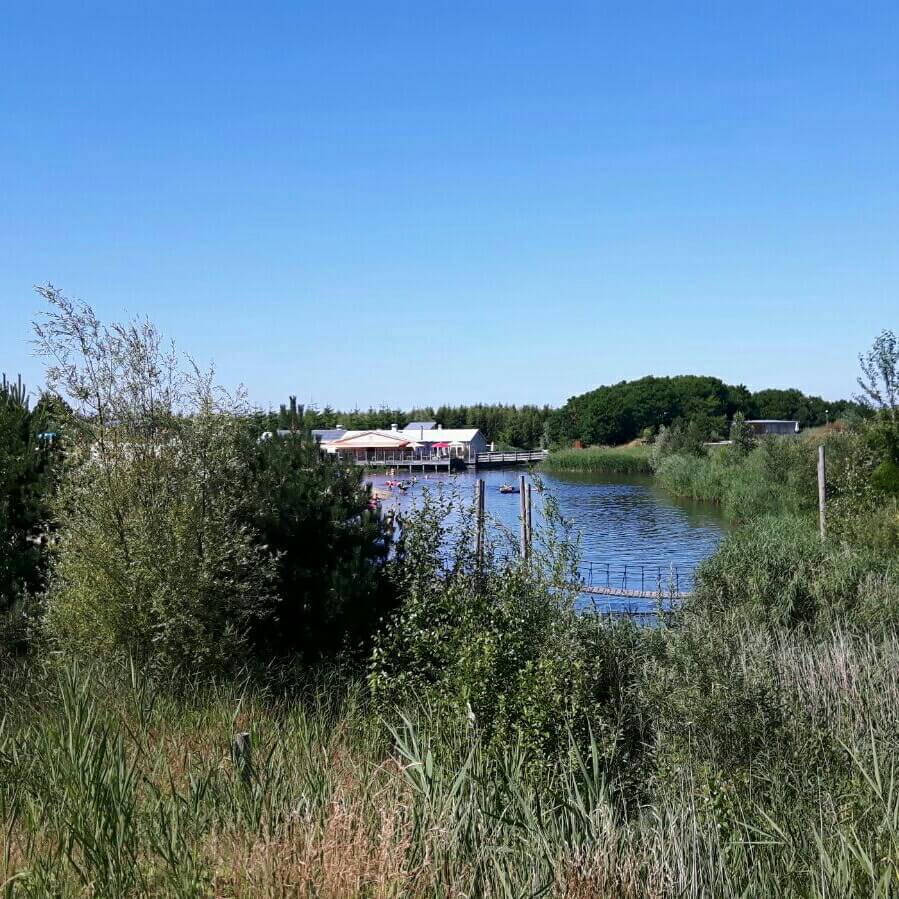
[576,560,694,600]
[469,476,696,605]
[473,450,549,469]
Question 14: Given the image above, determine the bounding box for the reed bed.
[2,625,897,897]
[542,445,652,475]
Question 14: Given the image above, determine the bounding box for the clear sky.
[2,2,897,411]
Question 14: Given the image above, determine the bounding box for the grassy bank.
[652,436,821,520]
[541,444,652,475]
[3,628,898,897]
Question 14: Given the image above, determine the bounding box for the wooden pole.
[232,731,253,784]
[818,444,827,541]
[475,479,485,575]
[525,482,533,556]
[519,474,528,560]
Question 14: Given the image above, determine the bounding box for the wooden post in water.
[519,474,528,561]
[818,444,827,541]
[475,479,486,576]
[525,482,533,556]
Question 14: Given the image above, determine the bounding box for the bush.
[644,624,788,794]
[654,436,817,520]
[368,488,657,770]
[35,288,278,674]
[690,514,899,630]
[871,459,899,495]
[47,411,278,675]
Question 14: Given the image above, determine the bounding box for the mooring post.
[231,731,253,784]
[519,474,528,560]
[525,482,533,556]
[475,479,486,576]
[818,444,827,540]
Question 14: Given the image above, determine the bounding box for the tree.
[856,329,899,469]
[857,329,898,421]
[729,411,756,456]
[0,374,58,649]
[245,431,394,660]
[34,285,277,674]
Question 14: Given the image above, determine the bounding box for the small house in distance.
[746,419,800,437]
[323,424,487,471]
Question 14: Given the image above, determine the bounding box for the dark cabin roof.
[311,428,347,443]
[405,421,437,431]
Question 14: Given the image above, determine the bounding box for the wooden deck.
[473,450,549,468]
[349,456,456,471]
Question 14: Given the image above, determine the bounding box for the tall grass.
[690,513,899,629]
[2,629,898,897]
[542,444,652,475]
[653,438,817,519]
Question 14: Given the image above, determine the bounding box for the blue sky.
[2,2,897,410]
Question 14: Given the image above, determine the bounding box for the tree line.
[268,402,554,450]
[547,374,861,447]
[265,377,860,452]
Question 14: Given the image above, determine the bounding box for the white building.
[323,424,487,468]
[746,420,800,436]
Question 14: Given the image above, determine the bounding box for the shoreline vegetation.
[540,443,653,475]
[542,426,851,521]
[3,292,899,896]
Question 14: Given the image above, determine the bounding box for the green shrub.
[368,490,657,770]
[644,624,788,794]
[35,289,278,674]
[871,459,899,495]
[690,514,899,630]
[47,412,278,675]
[830,495,899,552]
[654,437,817,520]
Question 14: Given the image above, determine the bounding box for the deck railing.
[475,450,548,465]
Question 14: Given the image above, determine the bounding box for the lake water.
[368,467,728,613]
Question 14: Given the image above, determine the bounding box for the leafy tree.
[262,402,555,449]
[729,411,756,456]
[549,374,858,447]
[857,329,899,418]
[856,329,899,467]
[34,286,278,674]
[548,375,736,447]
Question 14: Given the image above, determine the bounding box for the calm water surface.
[369,467,727,610]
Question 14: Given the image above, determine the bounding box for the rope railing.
[576,559,696,598]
